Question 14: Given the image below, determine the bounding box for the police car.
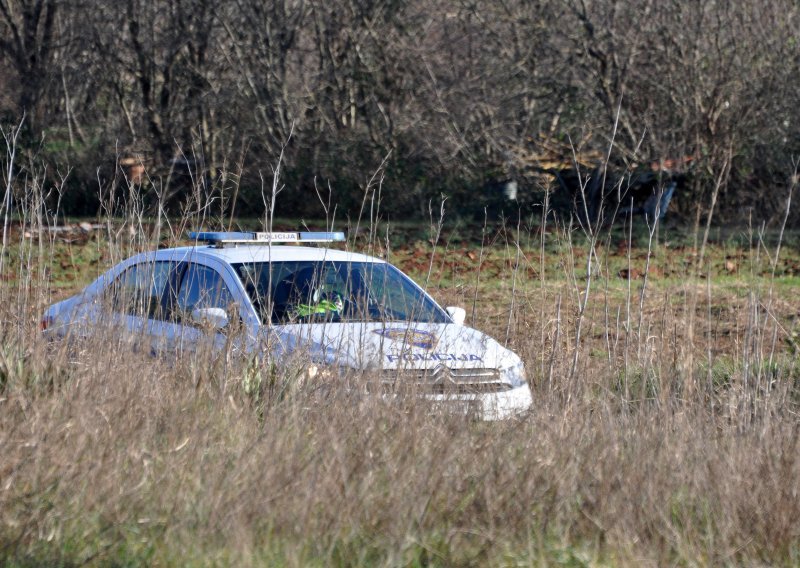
[42,231,532,419]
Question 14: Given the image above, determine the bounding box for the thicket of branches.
[2,0,799,220]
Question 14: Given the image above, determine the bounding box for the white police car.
[42,231,532,419]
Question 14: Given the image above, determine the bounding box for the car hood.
[265,321,521,372]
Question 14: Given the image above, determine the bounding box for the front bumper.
[422,383,532,420]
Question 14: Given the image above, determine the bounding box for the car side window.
[175,263,235,322]
[110,261,175,319]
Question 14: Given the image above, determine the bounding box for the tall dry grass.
[2,323,799,565]
[1,126,800,566]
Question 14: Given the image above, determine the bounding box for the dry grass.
[2,220,800,567]
[1,139,800,564]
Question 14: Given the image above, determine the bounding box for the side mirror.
[191,307,229,330]
[446,306,466,326]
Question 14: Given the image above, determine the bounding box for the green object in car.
[293,298,341,318]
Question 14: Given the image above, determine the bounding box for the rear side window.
[175,263,235,321]
[110,261,176,319]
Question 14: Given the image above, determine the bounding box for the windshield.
[232,261,449,324]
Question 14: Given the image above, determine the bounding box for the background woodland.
[2,0,799,221]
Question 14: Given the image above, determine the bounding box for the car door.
[161,259,248,357]
[103,258,180,352]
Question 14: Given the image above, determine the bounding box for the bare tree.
[0,0,58,130]
[1,0,798,219]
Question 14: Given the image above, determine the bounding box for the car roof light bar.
[188,231,346,246]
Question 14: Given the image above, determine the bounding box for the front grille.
[379,367,510,394]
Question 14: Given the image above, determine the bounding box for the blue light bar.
[299,232,347,242]
[188,231,346,245]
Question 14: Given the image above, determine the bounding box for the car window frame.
[173,262,233,321]
[168,256,257,331]
[106,259,181,321]
[232,259,450,326]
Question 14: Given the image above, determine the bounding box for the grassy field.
[2,218,800,566]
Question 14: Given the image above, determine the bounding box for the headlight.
[501,359,527,387]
